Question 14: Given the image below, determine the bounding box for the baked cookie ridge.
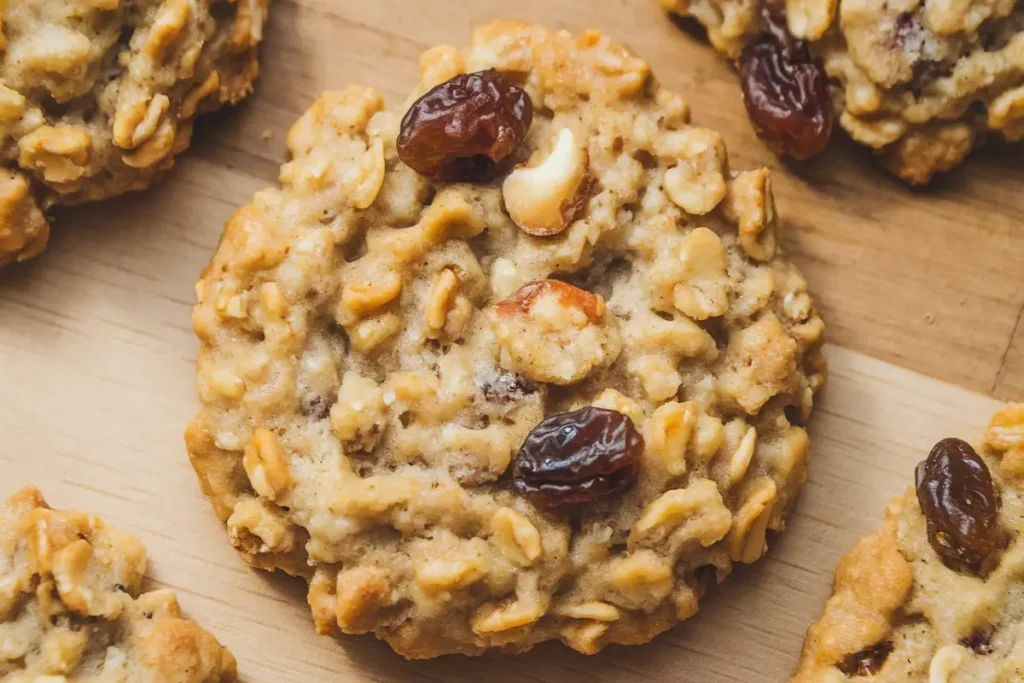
[0,0,269,266]
[0,487,237,682]
[187,20,827,659]
[792,404,1024,682]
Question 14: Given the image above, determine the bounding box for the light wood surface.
[0,0,1022,680]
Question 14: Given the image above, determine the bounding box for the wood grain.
[0,340,1002,682]
[0,0,1022,680]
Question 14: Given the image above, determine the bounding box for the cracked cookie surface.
[0,0,268,267]
[661,0,1024,183]
[0,487,237,682]
[791,405,1024,683]
[186,20,826,659]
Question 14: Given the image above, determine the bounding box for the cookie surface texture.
[791,404,1024,682]
[660,0,1024,182]
[0,0,269,266]
[186,20,827,659]
[0,487,237,682]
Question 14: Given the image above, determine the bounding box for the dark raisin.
[890,12,926,51]
[738,6,833,160]
[300,394,335,420]
[512,407,644,509]
[915,438,1000,572]
[838,641,893,676]
[960,630,993,655]
[397,69,534,181]
[478,370,538,403]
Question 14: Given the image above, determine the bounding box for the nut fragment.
[644,401,697,476]
[633,479,732,544]
[503,128,592,236]
[492,279,619,385]
[425,268,459,331]
[928,645,965,683]
[491,507,542,566]
[553,601,620,622]
[243,428,293,500]
[728,477,777,563]
[674,227,729,320]
[662,129,728,215]
[329,372,388,452]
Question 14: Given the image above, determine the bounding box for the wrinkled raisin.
[837,642,893,676]
[738,6,833,160]
[915,438,1000,572]
[478,369,538,403]
[513,407,644,508]
[397,69,534,180]
[961,630,993,655]
[300,394,335,420]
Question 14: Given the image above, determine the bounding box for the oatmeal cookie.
[186,20,826,659]
[0,0,268,267]
[0,487,237,681]
[661,0,1024,182]
[791,405,1024,682]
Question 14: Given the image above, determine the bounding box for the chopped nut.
[986,404,1024,452]
[329,372,388,451]
[674,227,729,320]
[491,280,619,385]
[503,128,592,236]
[592,388,646,427]
[662,129,728,215]
[425,268,459,331]
[633,479,732,545]
[644,401,697,476]
[491,507,542,566]
[727,169,778,261]
[727,423,758,485]
[342,264,403,317]
[211,368,246,399]
[243,428,293,499]
[553,601,620,622]
[728,477,777,563]
[472,598,544,634]
[928,645,965,683]
[348,313,402,353]
[18,126,92,184]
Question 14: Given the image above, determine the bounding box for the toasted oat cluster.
[0,0,268,267]
[0,488,237,682]
[660,0,1024,183]
[186,20,826,659]
[791,405,1024,682]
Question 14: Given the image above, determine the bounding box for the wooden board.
[0,0,1022,680]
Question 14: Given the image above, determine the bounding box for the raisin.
[837,642,893,676]
[960,630,993,655]
[738,5,833,160]
[397,69,534,180]
[478,369,538,403]
[300,394,335,420]
[512,407,644,509]
[915,438,1000,572]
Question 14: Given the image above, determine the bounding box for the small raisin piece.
[513,407,644,509]
[960,630,994,655]
[397,69,534,181]
[837,642,893,676]
[738,5,833,160]
[915,438,1000,572]
[478,369,539,403]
